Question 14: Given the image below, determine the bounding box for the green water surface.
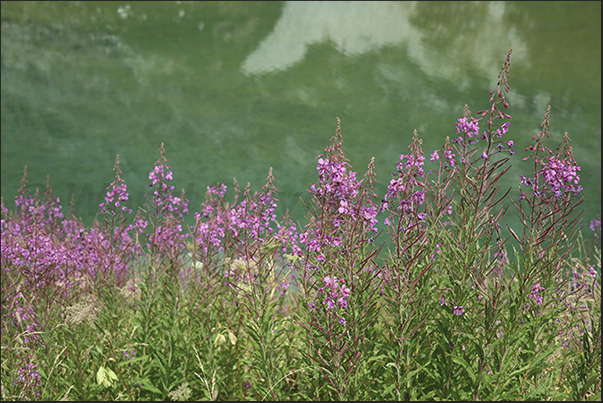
[1,1,600,236]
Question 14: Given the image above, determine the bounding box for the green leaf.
[137,378,162,395]
[96,366,106,386]
[436,321,451,346]
[382,383,398,399]
[105,367,118,382]
[451,356,476,383]
[583,374,601,397]
[227,330,237,346]
[506,345,554,380]
[415,361,439,383]
[96,365,118,388]
[152,354,167,376]
[214,333,226,347]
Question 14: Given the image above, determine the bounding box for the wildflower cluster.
[310,133,361,216]
[454,114,481,143]
[541,152,582,197]
[228,169,278,243]
[297,119,379,266]
[99,155,132,216]
[453,305,464,316]
[191,169,298,263]
[121,348,137,367]
[132,143,191,271]
[148,147,188,219]
[383,130,427,225]
[591,217,601,237]
[520,105,583,201]
[316,276,351,324]
[313,155,360,209]
[529,283,545,306]
[430,139,456,168]
[193,183,229,254]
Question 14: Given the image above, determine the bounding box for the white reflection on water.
[242,1,528,84]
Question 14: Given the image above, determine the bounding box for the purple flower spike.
[455,116,481,138]
[318,275,351,320]
[100,155,132,216]
[590,219,601,234]
[529,283,545,306]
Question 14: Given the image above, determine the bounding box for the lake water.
[1,1,600,240]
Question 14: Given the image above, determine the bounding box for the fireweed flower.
[193,183,230,254]
[9,167,66,233]
[477,49,513,129]
[455,116,480,139]
[521,151,582,197]
[590,218,601,236]
[193,170,297,258]
[299,119,379,268]
[505,140,516,155]
[14,360,41,397]
[122,349,137,366]
[442,148,456,167]
[147,143,189,220]
[311,156,360,214]
[541,156,582,196]
[100,181,131,215]
[454,101,512,161]
[571,270,583,291]
[309,143,360,219]
[429,241,441,260]
[453,306,464,315]
[588,266,599,287]
[1,176,134,292]
[40,176,65,229]
[361,205,379,233]
[13,166,37,226]
[448,50,513,188]
[521,107,582,202]
[384,131,427,220]
[200,183,228,218]
[310,121,363,217]
[274,217,300,254]
[430,136,457,186]
[529,283,545,306]
[495,121,510,138]
[99,155,132,216]
[317,276,351,320]
[232,168,297,250]
[93,155,141,277]
[227,191,276,241]
[143,143,190,260]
